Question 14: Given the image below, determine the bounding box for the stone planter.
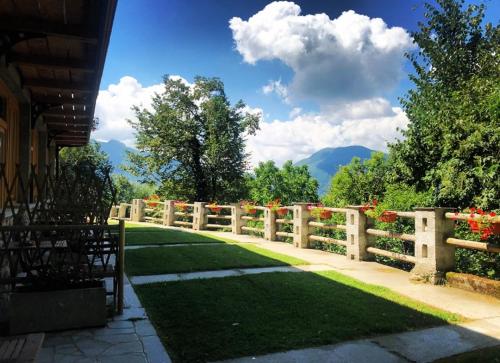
[9,281,107,335]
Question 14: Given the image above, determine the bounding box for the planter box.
[9,283,107,335]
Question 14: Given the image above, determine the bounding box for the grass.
[135,271,463,362]
[125,243,308,275]
[109,220,229,245]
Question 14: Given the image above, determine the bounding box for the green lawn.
[135,271,463,362]
[110,221,228,245]
[125,244,308,275]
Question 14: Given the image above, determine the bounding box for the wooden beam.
[32,94,89,106]
[24,79,92,93]
[0,18,98,44]
[43,110,90,118]
[9,54,95,72]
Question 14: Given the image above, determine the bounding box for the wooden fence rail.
[110,201,499,284]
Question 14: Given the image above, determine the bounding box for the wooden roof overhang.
[0,0,117,147]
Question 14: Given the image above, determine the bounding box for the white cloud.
[289,107,302,118]
[246,98,408,166]
[230,2,413,103]
[262,79,290,104]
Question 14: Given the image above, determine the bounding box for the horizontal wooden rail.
[276,218,293,224]
[389,211,415,219]
[445,212,498,222]
[174,212,194,217]
[207,215,232,220]
[207,205,233,209]
[366,228,416,242]
[144,208,155,213]
[276,231,294,238]
[366,247,416,263]
[309,234,347,246]
[205,223,231,229]
[446,238,500,253]
[322,207,348,213]
[241,216,264,222]
[144,201,165,205]
[308,221,347,231]
[241,226,264,233]
[144,216,161,221]
[174,220,193,226]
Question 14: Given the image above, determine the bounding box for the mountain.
[296,145,374,195]
[97,139,137,180]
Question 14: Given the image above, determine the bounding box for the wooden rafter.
[24,79,92,93]
[9,54,95,72]
[0,18,98,44]
[31,94,89,105]
[43,109,90,118]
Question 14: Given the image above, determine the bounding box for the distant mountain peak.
[296,145,375,195]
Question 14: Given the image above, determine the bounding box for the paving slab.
[130,264,333,285]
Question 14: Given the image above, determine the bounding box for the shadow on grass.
[134,270,465,363]
[123,222,227,245]
[125,243,308,276]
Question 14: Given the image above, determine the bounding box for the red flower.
[373,198,378,206]
[477,208,484,215]
[489,211,497,217]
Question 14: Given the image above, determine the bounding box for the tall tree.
[247,161,319,205]
[128,76,260,202]
[389,0,499,208]
[59,141,111,170]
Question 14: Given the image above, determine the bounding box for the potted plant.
[266,199,288,216]
[175,200,188,212]
[364,203,397,223]
[207,202,222,214]
[240,200,257,215]
[310,204,333,220]
[146,194,160,207]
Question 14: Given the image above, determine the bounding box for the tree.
[323,152,390,207]
[112,174,156,203]
[59,141,111,171]
[247,160,319,205]
[128,76,260,202]
[389,0,499,208]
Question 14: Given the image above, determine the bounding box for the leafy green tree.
[246,160,319,205]
[128,76,260,202]
[59,141,111,170]
[112,174,156,203]
[323,152,390,207]
[389,0,499,208]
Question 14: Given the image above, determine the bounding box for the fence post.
[231,203,245,234]
[264,207,277,241]
[117,219,125,315]
[109,205,118,219]
[293,204,310,248]
[131,199,145,222]
[411,207,455,284]
[163,200,175,226]
[346,206,373,261]
[118,203,128,219]
[193,202,207,231]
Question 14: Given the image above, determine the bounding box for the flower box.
[209,206,222,214]
[276,207,288,216]
[320,210,333,219]
[378,211,397,223]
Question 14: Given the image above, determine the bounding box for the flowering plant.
[207,202,222,214]
[363,199,397,223]
[266,198,288,216]
[309,203,333,220]
[145,194,160,207]
[240,200,257,214]
[174,200,188,212]
[458,208,500,240]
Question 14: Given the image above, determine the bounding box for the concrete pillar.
[131,199,145,222]
[109,205,118,219]
[346,206,373,261]
[264,207,277,241]
[163,200,175,226]
[293,204,310,248]
[410,208,455,284]
[192,202,207,231]
[231,203,245,234]
[118,203,128,219]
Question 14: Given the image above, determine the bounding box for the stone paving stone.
[134,319,156,337]
[97,353,147,363]
[141,335,172,363]
[95,333,139,344]
[75,338,112,357]
[92,327,136,336]
[107,320,134,329]
[37,347,55,363]
[101,340,144,356]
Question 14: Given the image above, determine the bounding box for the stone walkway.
[36,276,171,363]
[218,317,500,363]
[130,264,333,284]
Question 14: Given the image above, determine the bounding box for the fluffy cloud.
[230,2,413,103]
[262,79,290,104]
[246,98,408,166]
[94,76,163,146]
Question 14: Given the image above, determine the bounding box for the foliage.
[59,141,111,171]
[247,160,319,205]
[127,76,260,202]
[389,0,500,209]
[112,174,156,203]
[323,152,389,207]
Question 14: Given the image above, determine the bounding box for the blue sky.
[94,0,499,165]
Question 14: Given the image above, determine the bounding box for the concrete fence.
[110,200,500,284]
